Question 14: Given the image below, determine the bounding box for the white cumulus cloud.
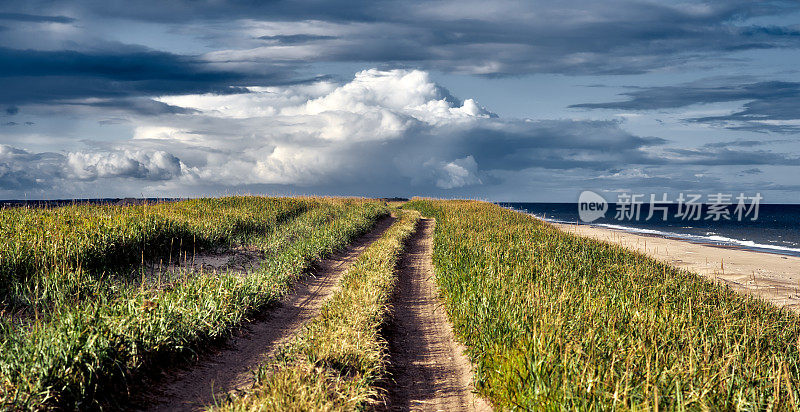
[147,69,498,188]
[0,69,667,198]
[433,156,482,189]
[66,150,183,181]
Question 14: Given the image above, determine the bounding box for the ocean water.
[500,202,800,257]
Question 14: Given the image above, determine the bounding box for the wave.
[703,235,800,254]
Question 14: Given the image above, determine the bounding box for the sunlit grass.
[0,197,309,310]
[407,199,800,410]
[216,209,419,411]
[0,197,389,409]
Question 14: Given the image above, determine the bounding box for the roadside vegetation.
[407,199,800,410]
[0,197,388,409]
[216,209,419,411]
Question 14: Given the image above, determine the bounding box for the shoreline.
[496,204,800,258]
[563,220,794,257]
[549,220,800,311]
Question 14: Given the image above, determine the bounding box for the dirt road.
[384,218,491,411]
[139,216,397,411]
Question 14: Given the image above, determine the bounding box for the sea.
[499,202,800,258]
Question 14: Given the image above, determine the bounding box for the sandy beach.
[553,222,800,311]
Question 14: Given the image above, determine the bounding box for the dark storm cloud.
[41,0,383,23]
[0,47,241,81]
[0,12,75,23]
[664,147,800,166]
[572,80,800,133]
[0,75,252,106]
[71,98,199,116]
[0,46,304,105]
[5,1,800,76]
[571,81,800,110]
[432,120,666,171]
[693,93,800,133]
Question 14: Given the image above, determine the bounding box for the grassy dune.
[217,209,419,411]
[407,200,800,410]
[0,197,309,310]
[0,197,388,409]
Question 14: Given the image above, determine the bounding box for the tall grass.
[0,198,388,409]
[407,200,800,410]
[216,209,419,411]
[0,197,308,310]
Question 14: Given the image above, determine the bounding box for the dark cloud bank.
[573,80,800,133]
[2,0,800,104]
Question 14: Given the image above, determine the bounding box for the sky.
[1,1,800,202]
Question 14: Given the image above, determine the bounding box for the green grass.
[216,209,419,411]
[9,197,796,410]
[0,197,389,409]
[407,199,800,411]
[0,197,309,310]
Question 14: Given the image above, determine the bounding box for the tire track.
[136,215,397,411]
[383,218,491,411]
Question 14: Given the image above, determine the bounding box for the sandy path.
[137,215,397,411]
[383,218,491,412]
[554,222,800,311]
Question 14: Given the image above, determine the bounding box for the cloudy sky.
[1,1,800,202]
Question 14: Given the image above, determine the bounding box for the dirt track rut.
[138,215,396,411]
[384,218,491,411]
